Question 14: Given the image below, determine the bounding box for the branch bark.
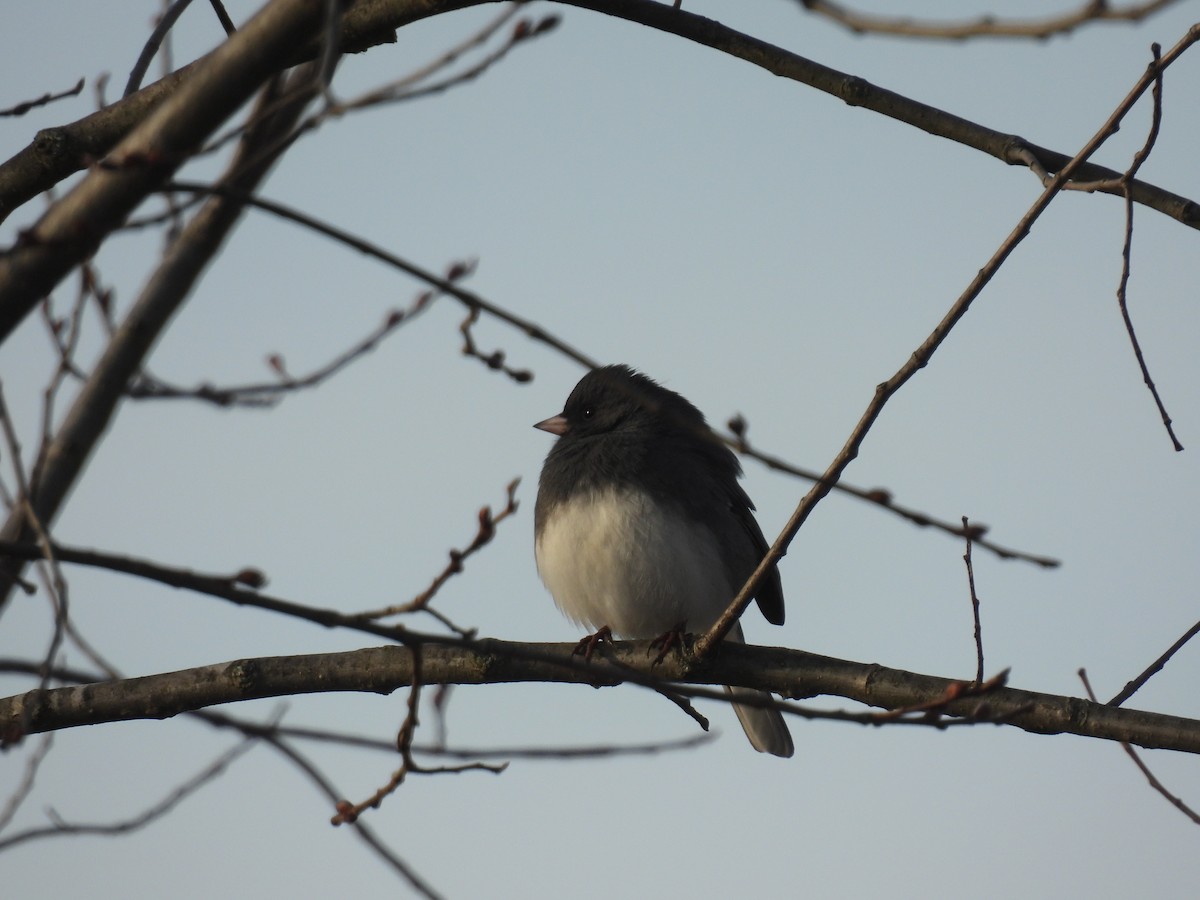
[4,641,1199,754]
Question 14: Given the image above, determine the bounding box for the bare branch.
[1113,44,1184,451]
[0,79,85,118]
[0,0,404,225]
[357,478,520,622]
[0,383,70,690]
[1108,618,1200,708]
[5,641,1200,755]
[128,303,424,407]
[459,305,534,383]
[0,733,53,833]
[728,416,1060,568]
[332,5,559,111]
[962,516,985,686]
[124,0,197,98]
[209,0,237,36]
[0,735,257,851]
[163,181,599,368]
[0,656,717,761]
[0,538,413,643]
[795,0,1182,41]
[241,729,443,898]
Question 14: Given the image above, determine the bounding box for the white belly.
[535,487,732,638]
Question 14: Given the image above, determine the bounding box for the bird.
[533,364,793,757]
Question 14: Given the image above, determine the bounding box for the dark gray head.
[536,365,726,461]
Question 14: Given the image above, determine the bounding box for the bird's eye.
[581,407,594,419]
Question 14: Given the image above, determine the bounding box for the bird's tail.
[724,623,793,758]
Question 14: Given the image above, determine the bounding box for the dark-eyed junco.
[533,365,793,757]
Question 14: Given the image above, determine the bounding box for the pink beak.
[534,414,569,436]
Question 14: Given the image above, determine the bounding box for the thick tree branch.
[3,641,1199,755]
[0,0,351,342]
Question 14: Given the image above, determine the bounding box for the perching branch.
[4,640,1200,755]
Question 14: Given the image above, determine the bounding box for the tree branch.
[4,641,1200,754]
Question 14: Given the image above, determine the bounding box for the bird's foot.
[573,626,614,661]
[649,621,688,666]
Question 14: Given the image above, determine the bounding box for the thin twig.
[188,8,559,191]
[128,303,424,407]
[730,417,1059,568]
[208,0,236,35]
[0,736,257,851]
[1108,618,1200,708]
[125,0,196,98]
[0,537,411,643]
[962,516,985,685]
[331,3,524,108]
[0,733,53,832]
[458,305,533,382]
[357,478,520,621]
[1080,668,1200,825]
[0,383,70,691]
[330,646,506,827]
[1114,44,1183,451]
[336,12,560,110]
[164,180,598,368]
[248,734,443,898]
[34,267,93,486]
[0,79,86,117]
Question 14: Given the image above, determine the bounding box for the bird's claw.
[649,621,688,666]
[573,626,614,661]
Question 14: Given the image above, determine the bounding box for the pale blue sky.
[2,2,1199,897]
